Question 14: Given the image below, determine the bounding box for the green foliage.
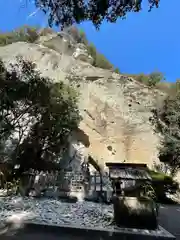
[129,71,164,87]
[114,68,121,74]
[0,25,40,46]
[149,170,168,181]
[79,29,88,45]
[0,23,115,71]
[34,0,159,29]
[0,57,81,172]
[149,170,179,200]
[148,72,164,86]
[86,43,96,60]
[133,73,148,83]
[86,43,113,70]
[65,26,114,70]
[152,93,180,175]
[94,53,113,69]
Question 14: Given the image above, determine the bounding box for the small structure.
[56,170,89,201]
[105,163,158,230]
[106,163,152,196]
[86,172,113,202]
[19,170,35,196]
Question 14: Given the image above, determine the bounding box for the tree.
[148,71,164,86]
[34,0,160,29]
[152,93,180,176]
[0,57,81,172]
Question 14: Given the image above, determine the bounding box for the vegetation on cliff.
[127,72,165,87]
[0,58,81,172]
[0,24,178,93]
[152,85,180,176]
[0,25,54,46]
[62,25,115,70]
[0,25,118,71]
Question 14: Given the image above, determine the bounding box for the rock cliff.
[0,32,166,170]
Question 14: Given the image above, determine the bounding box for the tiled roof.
[109,168,151,180]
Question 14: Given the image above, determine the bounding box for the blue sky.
[0,0,180,82]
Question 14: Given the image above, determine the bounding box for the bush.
[149,170,179,201]
[87,43,97,65]
[65,27,114,70]
[0,25,39,46]
[86,43,113,69]
[148,72,164,86]
[94,52,113,69]
[79,29,88,45]
[0,24,116,71]
[114,68,121,74]
[127,72,164,87]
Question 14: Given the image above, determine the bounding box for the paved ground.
[1,230,95,240]
[1,204,180,240]
[159,204,180,239]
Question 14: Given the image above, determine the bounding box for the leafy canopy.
[0,57,81,171]
[34,0,160,29]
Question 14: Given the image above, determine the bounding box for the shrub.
[0,25,39,46]
[65,27,114,70]
[86,43,113,69]
[148,72,164,87]
[127,72,164,87]
[149,170,179,201]
[94,52,113,69]
[114,68,121,74]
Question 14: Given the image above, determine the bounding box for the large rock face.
[0,32,166,170]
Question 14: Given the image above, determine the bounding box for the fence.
[1,169,113,201]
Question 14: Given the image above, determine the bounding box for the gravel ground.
[0,196,114,228]
[0,195,172,239]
